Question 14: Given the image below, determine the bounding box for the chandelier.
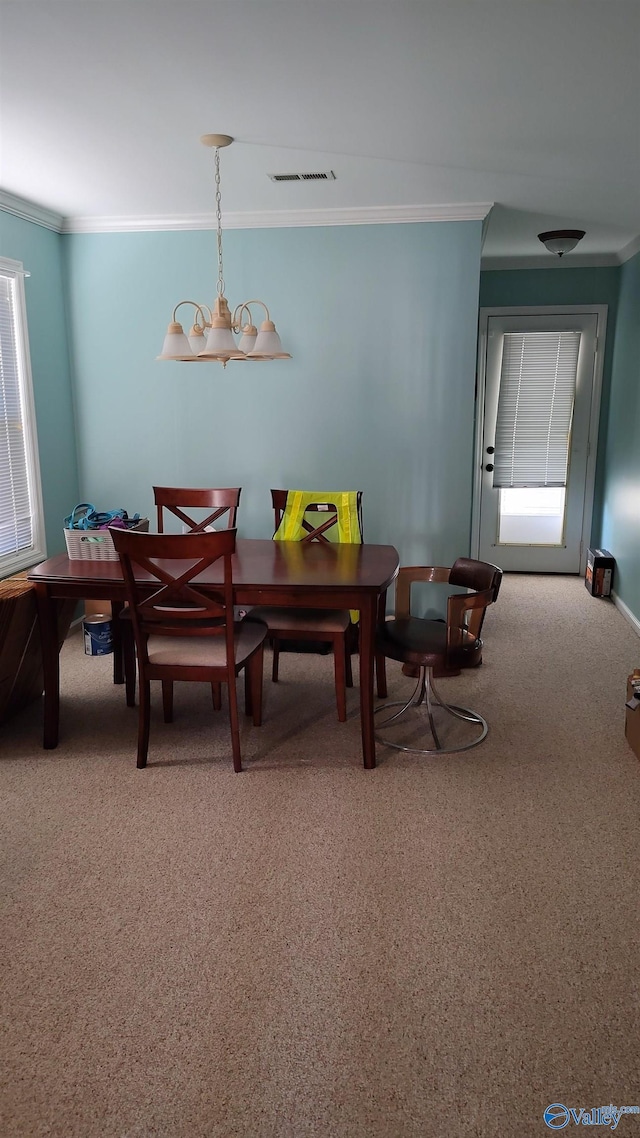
[157,134,291,366]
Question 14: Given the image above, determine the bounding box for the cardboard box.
[625,672,640,762]
[585,548,615,596]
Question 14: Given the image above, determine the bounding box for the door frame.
[471,305,608,575]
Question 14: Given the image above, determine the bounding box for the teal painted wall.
[0,210,79,558]
[479,266,620,311]
[599,251,640,620]
[479,266,620,542]
[64,222,482,567]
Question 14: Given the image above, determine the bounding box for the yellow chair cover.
[273,490,362,621]
[273,490,362,544]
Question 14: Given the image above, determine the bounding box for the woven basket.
[64,519,149,562]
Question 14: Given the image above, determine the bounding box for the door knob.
[485,463,494,472]
[486,446,495,454]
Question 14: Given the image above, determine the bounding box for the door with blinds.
[474,309,604,573]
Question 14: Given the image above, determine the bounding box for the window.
[0,257,45,577]
[493,330,581,546]
[493,331,580,489]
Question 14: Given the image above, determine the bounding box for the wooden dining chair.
[110,527,267,771]
[374,557,503,754]
[120,487,241,709]
[249,489,363,722]
[153,485,241,533]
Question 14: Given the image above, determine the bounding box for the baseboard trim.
[612,590,640,638]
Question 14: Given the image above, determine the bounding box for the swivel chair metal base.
[374,665,488,754]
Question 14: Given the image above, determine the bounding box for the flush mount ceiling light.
[537,229,586,257]
[157,135,291,366]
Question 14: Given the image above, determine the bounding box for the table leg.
[376,590,388,699]
[358,594,377,769]
[34,584,59,749]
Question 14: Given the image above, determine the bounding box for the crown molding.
[6,189,633,264]
[61,202,494,234]
[618,233,640,264]
[480,206,494,251]
[0,189,64,232]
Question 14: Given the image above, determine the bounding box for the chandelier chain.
[214,148,225,298]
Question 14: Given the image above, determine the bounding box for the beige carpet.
[1,574,640,1137]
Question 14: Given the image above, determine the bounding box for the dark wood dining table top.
[28,538,399,603]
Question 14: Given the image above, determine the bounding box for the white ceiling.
[1,0,639,266]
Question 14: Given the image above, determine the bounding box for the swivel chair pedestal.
[375,664,488,754]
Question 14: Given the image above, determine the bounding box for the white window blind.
[493,330,581,489]
[0,259,45,576]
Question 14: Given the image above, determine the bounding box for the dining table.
[28,538,400,769]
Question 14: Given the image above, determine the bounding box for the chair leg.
[211,682,222,711]
[345,643,353,688]
[333,635,347,722]
[346,622,358,687]
[424,669,442,749]
[375,652,388,699]
[111,601,124,686]
[123,623,136,707]
[271,637,280,682]
[227,675,242,773]
[244,663,253,717]
[137,679,151,768]
[248,645,264,726]
[162,680,174,723]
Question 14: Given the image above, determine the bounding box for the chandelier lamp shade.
[157,135,291,365]
[537,229,586,257]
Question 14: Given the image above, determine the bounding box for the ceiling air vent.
[269,170,336,182]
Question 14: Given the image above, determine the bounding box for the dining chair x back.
[111,527,267,772]
[120,487,241,708]
[249,489,363,722]
[154,486,241,533]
